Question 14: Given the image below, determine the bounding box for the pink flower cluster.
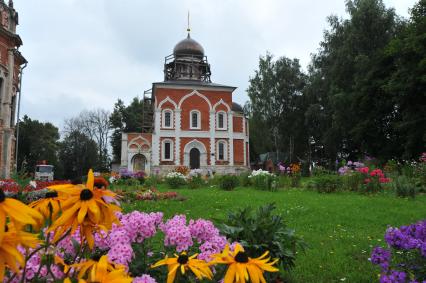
[160,216,228,261]
[133,274,157,283]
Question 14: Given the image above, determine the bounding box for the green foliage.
[143,175,162,188]
[187,175,205,189]
[165,175,187,189]
[309,175,342,193]
[220,203,306,279]
[58,131,99,179]
[251,174,278,191]
[246,53,307,160]
[218,175,239,191]
[341,172,365,191]
[16,115,60,175]
[110,98,145,162]
[239,172,251,187]
[393,176,417,198]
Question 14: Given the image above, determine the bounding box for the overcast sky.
[15,0,417,128]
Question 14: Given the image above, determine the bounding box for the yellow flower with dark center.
[47,169,121,248]
[210,243,279,283]
[70,255,132,283]
[152,252,213,283]
[0,222,40,282]
[29,190,63,224]
[0,189,42,243]
[70,253,126,279]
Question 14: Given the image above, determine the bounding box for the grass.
[119,184,426,283]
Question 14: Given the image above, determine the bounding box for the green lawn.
[121,186,426,283]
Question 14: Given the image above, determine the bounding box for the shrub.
[371,219,426,282]
[220,203,306,280]
[218,175,239,191]
[143,174,162,188]
[310,175,342,193]
[164,172,187,189]
[393,176,417,198]
[249,169,278,191]
[187,171,205,189]
[341,172,365,191]
[239,172,251,187]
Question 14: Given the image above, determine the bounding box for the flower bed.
[371,219,426,282]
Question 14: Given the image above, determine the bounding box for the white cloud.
[15,0,418,127]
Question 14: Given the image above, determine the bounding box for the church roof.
[173,34,204,57]
[153,80,236,91]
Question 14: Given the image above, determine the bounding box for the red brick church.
[121,29,249,174]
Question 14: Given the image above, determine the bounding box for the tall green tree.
[58,131,99,179]
[307,0,400,163]
[16,115,60,174]
[109,98,145,162]
[383,0,426,159]
[246,54,307,162]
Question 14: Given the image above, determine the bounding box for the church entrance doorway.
[189,148,200,169]
[132,154,146,172]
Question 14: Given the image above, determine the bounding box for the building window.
[190,110,201,129]
[162,109,173,128]
[217,111,227,130]
[217,140,227,161]
[162,139,173,161]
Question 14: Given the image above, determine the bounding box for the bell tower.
[163,25,211,82]
[0,0,27,178]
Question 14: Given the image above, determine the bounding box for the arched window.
[216,111,227,130]
[162,109,173,128]
[216,140,228,161]
[190,110,201,129]
[162,139,174,161]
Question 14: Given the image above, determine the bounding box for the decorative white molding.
[178,90,212,110]
[183,139,208,167]
[228,111,234,166]
[157,130,246,140]
[216,139,228,161]
[216,111,227,130]
[162,109,174,129]
[161,138,174,161]
[128,135,151,148]
[212,99,231,112]
[175,109,182,164]
[189,110,201,129]
[120,133,128,167]
[209,110,215,165]
[158,96,178,109]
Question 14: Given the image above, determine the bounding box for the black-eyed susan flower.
[210,243,279,283]
[0,222,40,282]
[152,252,213,283]
[71,254,125,279]
[29,190,63,224]
[71,255,132,283]
[48,169,121,248]
[0,189,42,243]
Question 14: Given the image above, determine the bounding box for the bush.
[218,175,239,191]
[239,172,251,187]
[187,175,205,189]
[310,175,342,193]
[393,176,417,198]
[249,169,278,191]
[341,172,364,191]
[164,172,187,189]
[220,203,307,280]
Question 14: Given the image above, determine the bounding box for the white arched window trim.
[162,109,173,129]
[216,140,228,161]
[189,110,201,130]
[162,139,174,161]
[216,111,227,130]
